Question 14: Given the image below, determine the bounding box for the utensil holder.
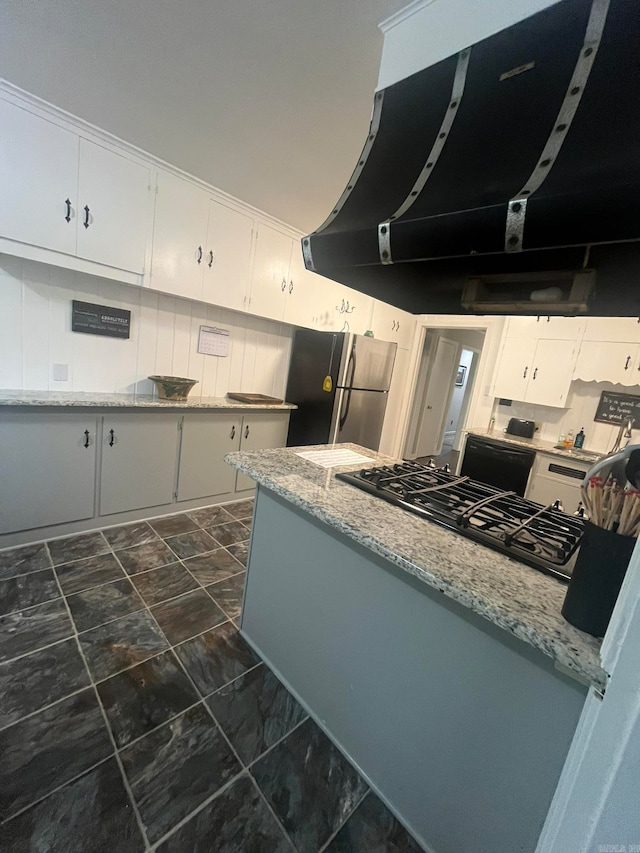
[562,520,636,637]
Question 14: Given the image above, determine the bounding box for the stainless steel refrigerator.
[285,329,397,451]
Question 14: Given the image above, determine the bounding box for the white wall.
[378,0,561,89]
[444,346,474,436]
[491,380,637,455]
[0,255,293,398]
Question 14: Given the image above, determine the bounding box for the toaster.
[506,418,536,439]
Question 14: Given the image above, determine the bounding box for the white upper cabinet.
[202,199,254,313]
[505,315,585,341]
[0,100,79,256]
[492,337,538,401]
[283,242,323,328]
[150,170,209,301]
[369,301,416,350]
[0,98,150,276]
[248,222,293,321]
[76,140,150,273]
[574,341,640,386]
[581,317,640,343]
[493,336,576,407]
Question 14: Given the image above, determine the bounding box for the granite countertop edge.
[226,447,606,690]
[0,391,296,411]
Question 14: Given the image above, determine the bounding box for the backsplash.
[0,255,293,397]
[492,379,640,455]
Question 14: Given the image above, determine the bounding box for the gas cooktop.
[336,461,584,581]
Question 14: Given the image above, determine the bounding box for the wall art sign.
[594,390,640,426]
[71,301,131,339]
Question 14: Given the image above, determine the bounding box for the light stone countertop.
[0,390,296,411]
[225,442,605,689]
[465,428,603,465]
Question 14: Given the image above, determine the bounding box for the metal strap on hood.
[378,47,471,264]
[505,0,611,252]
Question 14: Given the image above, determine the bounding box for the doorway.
[404,328,485,464]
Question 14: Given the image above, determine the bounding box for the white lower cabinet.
[0,413,97,534]
[0,408,291,543]
[177,413,240,502]
[526,453,590,515]
[235,413,290,492]
[100,414,179,515]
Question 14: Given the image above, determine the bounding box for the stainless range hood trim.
[505,0,611,253]
[378,47,471,265]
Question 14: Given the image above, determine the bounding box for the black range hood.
[302,0,640,316]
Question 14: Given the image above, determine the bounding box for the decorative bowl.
[148,375,199,401]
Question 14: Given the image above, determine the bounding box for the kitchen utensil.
[148,375,198,401]
[582,444,640,489]
[226,393,283,404]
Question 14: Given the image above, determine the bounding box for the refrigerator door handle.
[346,344,356,388]
[339,385,353,430]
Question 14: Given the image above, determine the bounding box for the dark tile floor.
[0,497,423,852]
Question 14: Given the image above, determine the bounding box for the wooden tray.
[226,393,283,405]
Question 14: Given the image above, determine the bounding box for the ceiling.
[0,0,409,234]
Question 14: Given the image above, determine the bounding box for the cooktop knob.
[552,499,564,512]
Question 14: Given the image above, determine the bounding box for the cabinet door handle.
[244,424,250,439]
[108,428,115,447]
[196,245,203,264]
[208,250,214,268]
[65,198,72,223]
[523,366,528,379]
[289,279,294,294]
[281,278,287,292]
[625,355,631,370]
[230,425,236,439]
[83,429,90,448]
[533,367,538,380]
[83,205,91,229]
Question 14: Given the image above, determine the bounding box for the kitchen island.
[225,443,602,853]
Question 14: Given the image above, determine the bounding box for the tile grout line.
[248,773,300,853]
[244,713,311,773]
[317,788,371,853]
[0,755,115,828]
[47,563,152,851]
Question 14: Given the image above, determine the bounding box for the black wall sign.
[72,301,131,339]
[594,390,640,426]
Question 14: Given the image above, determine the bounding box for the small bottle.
[574,427,585,449]
[557,433,565,447]
[564,429,575,448]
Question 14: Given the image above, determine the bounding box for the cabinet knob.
[208,250,214,268]
[244,424,250,439]
[83,429,90,448]
[196,245,203,264]
[83,205,91,229]
[281,278,287,292]
[625,355,631,370]
[523,366,528,379]
[108,428,115,447]
[230,425,236,439]
[65,198,72,223]
[289,280,294,294]
[533,367,538,380]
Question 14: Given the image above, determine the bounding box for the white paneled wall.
[0,256,293,397]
